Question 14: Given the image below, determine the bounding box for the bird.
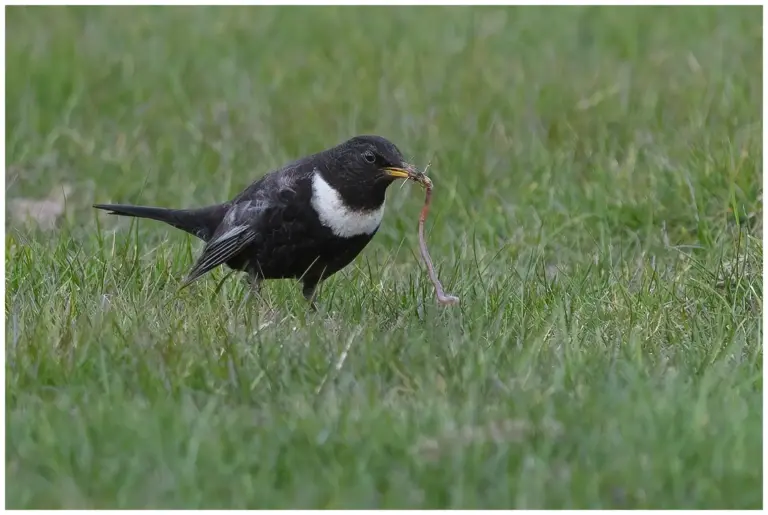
[93,135,420,309]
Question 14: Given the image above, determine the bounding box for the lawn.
[5,5,762,509]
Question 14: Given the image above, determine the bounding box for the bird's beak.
[384,163,420,181]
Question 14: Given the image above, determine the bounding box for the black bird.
[94,135,419,308]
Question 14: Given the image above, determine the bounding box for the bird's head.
[317,135,421,210]
[345,135,419,184]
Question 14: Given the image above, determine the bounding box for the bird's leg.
[241,272,262,302]
[248,275,262,295]
[302,281,319,311]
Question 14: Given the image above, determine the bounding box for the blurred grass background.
[5,5,762,509]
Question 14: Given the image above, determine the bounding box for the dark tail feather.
[93,203,227,241]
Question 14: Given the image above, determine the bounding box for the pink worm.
[417,177,459,305]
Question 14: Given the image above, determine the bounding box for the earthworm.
[415,172,459,306]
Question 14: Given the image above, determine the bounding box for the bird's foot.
[303,283,319,312]
[241,274,263,302]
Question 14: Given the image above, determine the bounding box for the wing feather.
[181,224,258,287]
[178,176,298,289]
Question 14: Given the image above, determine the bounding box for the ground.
[5,5,762,509]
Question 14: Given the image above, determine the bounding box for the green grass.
[5,5,762,509]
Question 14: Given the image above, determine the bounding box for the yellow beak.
[384,164,417,180]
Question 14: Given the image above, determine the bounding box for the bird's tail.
[93,203,227,241]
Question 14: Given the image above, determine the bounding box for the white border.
[3,0,767,5]
[1,2,6,511]
[761,3,767,511]
[2,2,765,513]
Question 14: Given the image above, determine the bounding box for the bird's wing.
[180,201,265,287]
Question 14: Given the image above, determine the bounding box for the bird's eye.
[363,150,376,164]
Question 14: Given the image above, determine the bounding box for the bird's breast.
[310,172,384,238]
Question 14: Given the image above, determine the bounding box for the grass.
[5,5,763,509]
